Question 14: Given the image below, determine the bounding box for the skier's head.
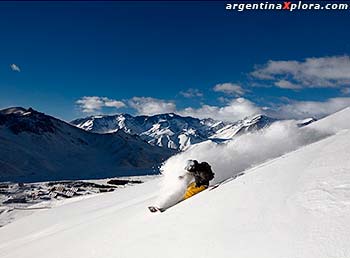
[185,160,213,174]
[185,159,199,172]
[185,159,215,184]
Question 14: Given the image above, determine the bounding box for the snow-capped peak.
[71,113,277,150]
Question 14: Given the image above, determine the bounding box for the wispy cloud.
[10,64,21,72]
[128,97,176,116]
[274,80,301,90]
[251,55,350,90]
[179,88,203,98]
[76,96,125,113]
[264,97,350,119]
[213,83,245,96]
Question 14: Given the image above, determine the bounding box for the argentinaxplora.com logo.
[225,1,350,12]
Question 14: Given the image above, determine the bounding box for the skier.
[148,159,214,213]
[181,159,215,200]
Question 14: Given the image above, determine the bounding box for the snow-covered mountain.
[1,107,349,258]
[0,107,175,183]
[71,113,218,150]
[71,113,276,150]
[210,114,276,139]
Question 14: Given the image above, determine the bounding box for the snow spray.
[155,120,331,209]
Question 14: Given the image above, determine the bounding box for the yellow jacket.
[183,182,207,200]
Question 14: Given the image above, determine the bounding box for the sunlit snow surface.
[1,108,350,258]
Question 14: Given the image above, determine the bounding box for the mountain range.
[0,107,174,182]
[71,113,277,150]
[0,107,315,182]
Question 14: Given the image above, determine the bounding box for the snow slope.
[0,108,349,258]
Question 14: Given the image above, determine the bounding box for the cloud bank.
[251,56,350,89]
[180,97,350,121]
[76,95,350,121]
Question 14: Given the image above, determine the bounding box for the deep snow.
[0,108,349,258]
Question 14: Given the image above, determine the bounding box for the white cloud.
[265,97,350,119]
[179,88,203,98]
[10,64,21,72]
[103,99,126,108]
[127,97,261,122]
[76,96,125,113]
[274,80,301,89]
[76,94,350,122]
[251,56,350,89]
[179,98,261,122]
[129,97,176,116]
[213,83,245,95]
[179,97,350,121]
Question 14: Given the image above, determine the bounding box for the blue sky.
[1,1,350,121]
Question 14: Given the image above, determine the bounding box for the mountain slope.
[0,107,174,182]
[0,109,349,258]
[209,114,275,139]
[71,113,275,150]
